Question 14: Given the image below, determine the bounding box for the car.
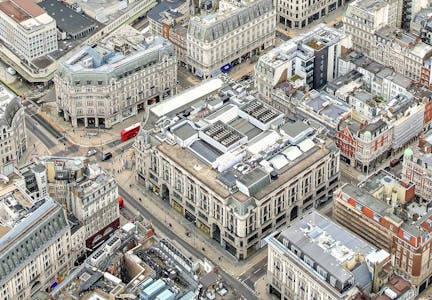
[241,74,251,81]
[101,152,112,161]
[86,149,98,157]
[390,158,400,167]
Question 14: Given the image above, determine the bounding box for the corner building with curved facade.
[0,83,26,175]
[55,35,177,128]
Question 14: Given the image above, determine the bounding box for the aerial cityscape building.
[187,0,276,78]
[0,180,73,299]
[134,76,340,259]
[2,0,432,298]
[0,83,26,176]
[267,211,391,299]
[55,30,177,128]
[0,0,58,62]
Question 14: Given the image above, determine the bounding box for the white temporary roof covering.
[269,154,289,170]
[283,146,303,161]
[298,138,315,152]
[151,78,224,117]
[247,131,281,155]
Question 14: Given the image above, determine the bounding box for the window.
[403,231,411,241]
[329,276,337,287]
[373,213,381,222]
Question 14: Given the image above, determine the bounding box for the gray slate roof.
[188,0,273,42]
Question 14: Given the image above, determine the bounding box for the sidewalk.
[277,5,346,38]
[111,148,268,278]
[40,102,144,148]
[20,129,52,166]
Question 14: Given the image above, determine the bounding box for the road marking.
[253,269,261,274]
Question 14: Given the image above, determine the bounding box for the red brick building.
[334,173,432,293]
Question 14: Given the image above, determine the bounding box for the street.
[118,186,258,300]
[238,257,267,293]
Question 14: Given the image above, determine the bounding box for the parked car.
[101,152,112,161]
[241,74,251,81]
[86,149,97,157]
[390,158,400,167]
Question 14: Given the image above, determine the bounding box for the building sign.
[197,220,210,236]
[172,200,184,216]
[162,23,170,39]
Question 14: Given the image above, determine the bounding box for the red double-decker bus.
[120,123,141,141]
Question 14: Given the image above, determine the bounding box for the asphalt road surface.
[239,257,267,293]
[25,115,56,149]
[118,186,258,300]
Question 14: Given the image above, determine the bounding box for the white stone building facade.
[344,0,396,55]
[255,24,344,98]
[55,35,177,128]
[277,0,343,29]
[0,183,72,300]
[134,77,340,260]
[0,84,27,176]
[187,0,276,78]
[0,0,57,61]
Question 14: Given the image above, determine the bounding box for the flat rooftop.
[348,0,388,13]
[144,76,336,205]
[258,24,344,68]
[61,34,173,76]
[0,0,45,23]
[304,93,350,123]
[39,0,96,36]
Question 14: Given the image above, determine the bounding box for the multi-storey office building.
[0,0,57,62]
[38,157,120,250]
[0,83,27,176]
[255,24,344,98]
[344,0,432,83]
[134,76,340,259]
[344,0,397,55]
[402,133,432,201]
[187,0,276,78]
[277,0,344,30]
[148,0,189,64]
[333,171,432,292]
[266,211,390,300]
[0,180,72,299]
[371,27,432,82]
[399,0,429,31]
[55,32,177,128]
